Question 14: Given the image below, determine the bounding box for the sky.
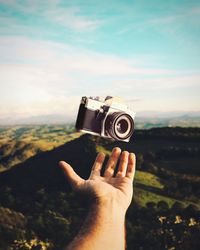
[0,0,200,121]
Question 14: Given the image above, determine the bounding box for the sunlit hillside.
[0,125,82,172]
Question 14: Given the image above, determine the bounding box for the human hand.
[59,147,136,212]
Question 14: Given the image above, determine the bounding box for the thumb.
[59,161,84,190]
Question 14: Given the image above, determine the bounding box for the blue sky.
[0,0,200,120]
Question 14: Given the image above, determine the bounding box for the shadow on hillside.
[0,134,97,194]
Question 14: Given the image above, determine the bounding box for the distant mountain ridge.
[0,111,200,127]
[136,113,200,129]
[0,114,73,125]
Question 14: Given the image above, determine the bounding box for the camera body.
[75,96,136,142]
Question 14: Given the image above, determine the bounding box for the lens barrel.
[105,112,134,140]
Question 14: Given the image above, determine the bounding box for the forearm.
[61,148,136,250]
[66,200,126,250]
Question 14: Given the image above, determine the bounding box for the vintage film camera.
[75,96,136,142]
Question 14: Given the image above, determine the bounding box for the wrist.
[92,197,126,221]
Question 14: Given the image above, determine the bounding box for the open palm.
[59,147,136,211]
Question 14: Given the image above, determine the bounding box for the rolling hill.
[0,127,199,249]
[0,125,81,172]
[0,127,199,205]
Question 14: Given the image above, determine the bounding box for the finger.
[116,151,129,177]
[59,161,84,189]
[104,147,121,177]
[90,152,105,177]
[125,153,136,180]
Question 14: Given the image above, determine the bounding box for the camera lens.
[116,118,129,134]
[105,112,134,140]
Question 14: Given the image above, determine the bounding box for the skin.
[59,147,136,250]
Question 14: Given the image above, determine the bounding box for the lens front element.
[105,112,134,140]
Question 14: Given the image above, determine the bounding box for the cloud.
[111,74,200,92]
[117,4,200,36]
[0,36,177,76]
[0,0,102,32]
[105,73,200,111]
[0,35,183,117]
[43,6,102,32]
[149,6,200,26]
[0,90,81,120]
[0,36,199,118]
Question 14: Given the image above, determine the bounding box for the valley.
[0,125,199,250]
